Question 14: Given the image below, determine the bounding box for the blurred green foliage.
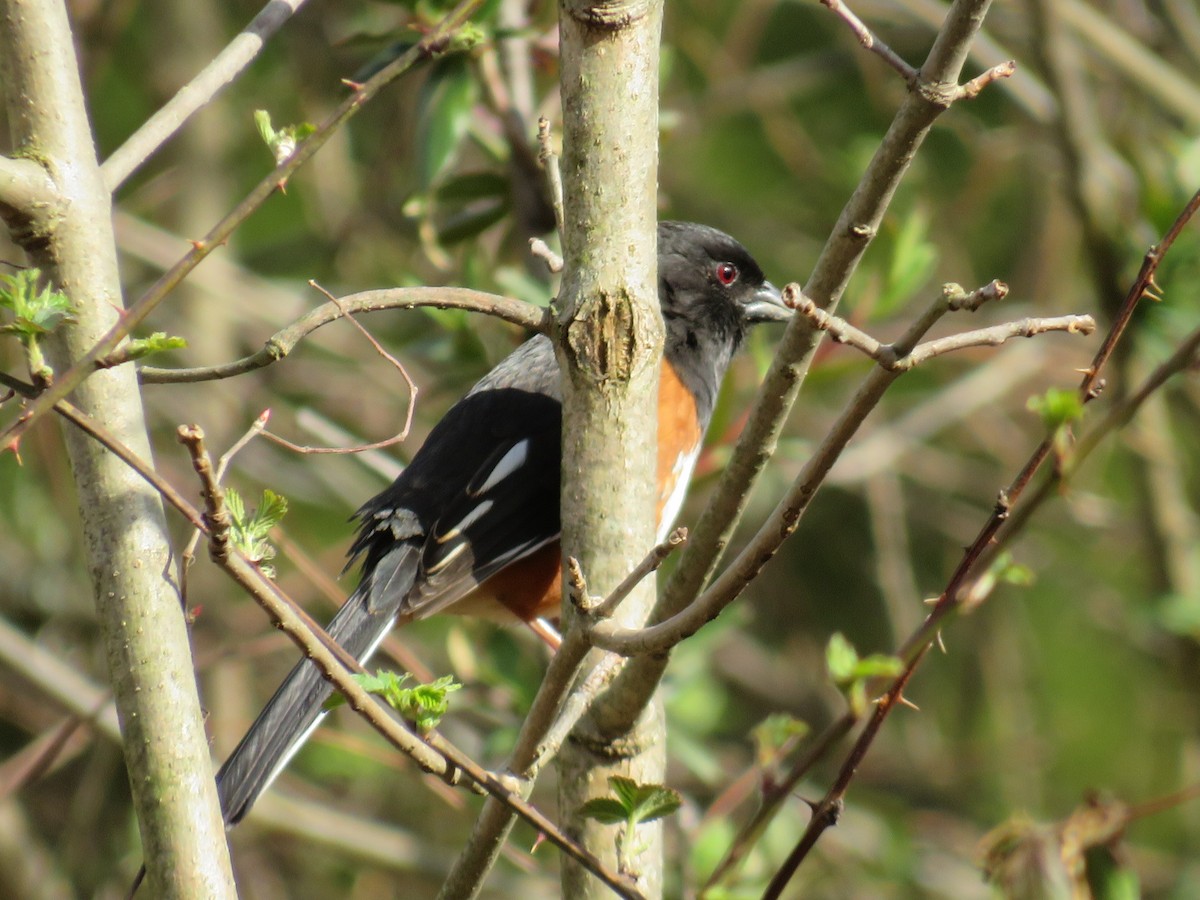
[2,0,1200,897]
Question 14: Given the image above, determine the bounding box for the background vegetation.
[1,0,1199,897]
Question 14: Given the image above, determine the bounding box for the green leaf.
[826,633,903,716]
[324,670,461,730]
[124,332,187,361]
[1026,387,1084,431]
[825,632,859,682]
[578,798,630,825]
[434,170,509,203]
[583,776,682,828]
[225,488,288,578]
[0,269,76,338]
[1085,845,1139,900]
[436,198,511,245]
[751,713,809,767]
[415,56,478,190]
[254,109,316,165]
[970,551,1036,605]
[879,209,937,316]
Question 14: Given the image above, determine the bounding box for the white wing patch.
[658,447,700,542]
[473,439,530,496]
[437,499,494,544]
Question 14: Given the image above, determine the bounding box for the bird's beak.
[743,281,792,324]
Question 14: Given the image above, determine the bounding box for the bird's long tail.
[215,585,399,827]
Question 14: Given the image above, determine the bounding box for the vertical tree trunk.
[0,1,235,895]
[555,1,666,896]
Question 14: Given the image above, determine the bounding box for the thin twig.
[258,283,420,454]
[537,117,565,239]
[179,411,271,610]
[580,528,688,620]
[955,59,1017,99]
[820,0,919,82]
[530,237,564,273]
[139,287,547,384]
[650,0,1014,686]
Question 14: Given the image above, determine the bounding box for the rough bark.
[0,0,235,895]
[555,1,667,897]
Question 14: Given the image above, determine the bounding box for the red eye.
[715,262,738,286]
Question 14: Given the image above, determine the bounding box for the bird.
[213,220,790,828]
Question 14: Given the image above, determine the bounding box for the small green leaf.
[324,670,462,730]
[589,776,683,828]
[1026,387,1084,431]
[970,551,1036,605]
[825,632,859,682]
[751,713,809,767]
[0,269,76,337]
[578,798,630,825]
[434,171,509,202]
[1085,845,1139,900]
[436,198,510,244]
[124,332,187,361]
[444,21,486,53]
[879,209,938,316]
[254,109,316,165]
[226,488,288,578]
[826,633,903,716]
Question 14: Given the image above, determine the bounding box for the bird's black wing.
[216,335,562,826]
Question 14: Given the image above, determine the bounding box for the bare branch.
[537,116,565,239]
[530,237,565,273]
[650,0,1008,677]
[820,0,918,82]
[255,283,421,454]
[139,287,547,383]
[904,314,1095,366]
[954,59,1017,99]
[0,155,59,217]
[588,280,1092,658]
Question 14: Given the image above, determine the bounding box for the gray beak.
[743,281,792,324]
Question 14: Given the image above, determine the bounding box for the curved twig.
[138,287,547,384]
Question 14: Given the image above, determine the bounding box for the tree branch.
[0,154,60,220]
[137,287,547,383]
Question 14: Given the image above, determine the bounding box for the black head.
[656,221,789,424]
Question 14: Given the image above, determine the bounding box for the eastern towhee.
[215,221,789,827]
